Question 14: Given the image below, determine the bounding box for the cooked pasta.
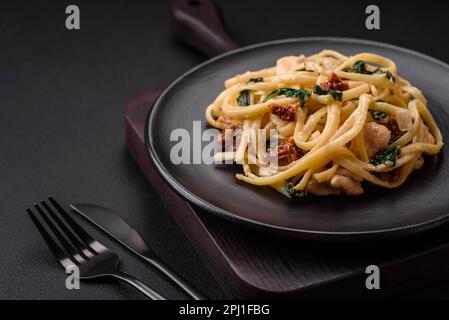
[205,50,444,197]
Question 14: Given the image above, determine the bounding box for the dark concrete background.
[1,0,449,299]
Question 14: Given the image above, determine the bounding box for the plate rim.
[146,36,449,240]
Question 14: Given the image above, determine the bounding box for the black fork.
[27,196,166,300]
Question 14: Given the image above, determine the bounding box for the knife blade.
[70,203,205,300]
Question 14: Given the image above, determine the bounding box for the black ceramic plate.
[146,38,448,241]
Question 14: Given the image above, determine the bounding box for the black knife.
[70,203,206,300]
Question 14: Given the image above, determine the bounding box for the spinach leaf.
[237,90,251,106]
[344,60,374,74]
[238,78,265,106]
[312,85,328,95]
[248,77,264,83]
[312,85,342,101]
[382,70,395,82]
[370,110,389,121]
[263,88,311,105]
[370,146,401,166]
[344,60,395,82]
[328,90,343,101]
[284,181,307,198]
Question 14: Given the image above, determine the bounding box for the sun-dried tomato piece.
[385,116,405,137]
[274,138,302,166]
[218,129,242,152]
[320,73,349,91]
[269,102,298,121]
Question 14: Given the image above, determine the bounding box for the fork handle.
[111,271,166,300]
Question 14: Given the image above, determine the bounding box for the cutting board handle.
[171,0,239,57]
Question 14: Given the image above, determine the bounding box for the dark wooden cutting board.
[125,89,449,299]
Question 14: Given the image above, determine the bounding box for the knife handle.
[171,0,238,57]
[111,271,167,300]
[142,255,206,300]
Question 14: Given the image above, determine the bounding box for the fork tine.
[48,196,108,254]
[27,208,77,270]
[41,200,95,259]
[34,203,86,265]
